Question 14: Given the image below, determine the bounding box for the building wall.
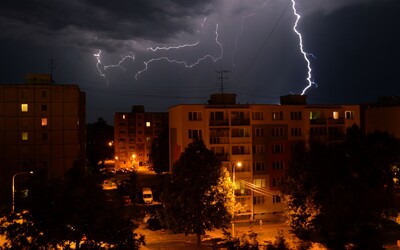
[363,105,400,138]
[114,108,168,169]
[169,98,360,218]
[0,82,86,204]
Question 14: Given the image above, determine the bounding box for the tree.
[283,125,400,249]
[160,138,231,245]
[0,166,144,249]
[149,126,169,174]
[87,117,114,171]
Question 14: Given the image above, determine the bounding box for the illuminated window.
[21,104,28,112]
[41,118,48,126]
[146,122,151,127]
[333,111,339,119]
[122,114,126,119]
[22,132,28,140]
[254,178,266,187]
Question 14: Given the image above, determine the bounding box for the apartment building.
[361,96,400,139]
[0,74,86,204]
[114,105,168,169]
[169,93,360,219]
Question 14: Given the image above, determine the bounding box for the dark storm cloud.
[0,0,216,51]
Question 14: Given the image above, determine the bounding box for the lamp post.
[232,161,242,238]
[12,171,33,212]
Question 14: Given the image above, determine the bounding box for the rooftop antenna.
[215,65,230,94]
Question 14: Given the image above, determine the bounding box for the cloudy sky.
[1,0,399,123]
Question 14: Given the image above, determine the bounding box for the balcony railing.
[209,137,230,144]
[209,120,229,126]
[231,119,250,126]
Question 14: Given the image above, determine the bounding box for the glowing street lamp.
[12,171,33,212]
[232,161,242,238]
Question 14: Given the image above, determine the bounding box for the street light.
[232,161,242,238]
[12,171,33,212]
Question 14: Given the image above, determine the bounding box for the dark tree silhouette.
[283,125,400,249]
[87,117,114,171]
[0,166,144,249]
[149,126,169,174]
[160,138,231,245]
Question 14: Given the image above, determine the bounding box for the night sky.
[1,0,399,123]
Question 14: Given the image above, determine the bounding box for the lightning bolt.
[93,49,109,85]
[135,23,223,80]
[93,50,135,84]
[291,0,317,95]
[103,53,135,71]
[147,41,200,52]
[232,13,256,68]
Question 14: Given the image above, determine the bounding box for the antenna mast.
[215,66,230,94]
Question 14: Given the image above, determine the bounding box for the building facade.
[114,105,168,169]
[0,74,86,204]
[362,97,400,139]
[169,93,360,219]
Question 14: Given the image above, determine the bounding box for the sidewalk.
[137,220,292,250]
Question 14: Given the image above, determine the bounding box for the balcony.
[209,137,230,144]
[231,119,250,126]
[310,118,326,125]
[209,119,229,126]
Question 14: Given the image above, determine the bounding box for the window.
[254,178,266,187]
[345,111,354,119]
[254,128,264,137]
[290,111,302,120]
[273,195,281,203]
[41,118,48,127]
[252,112,264,120]
[146,137,151,142]
[22,132,28,141]
[122,114,126,119]
[310,111,321,120]
[333,111,339,119]
[253,196,265,205]
[231,128,249,137]
[272,144,284,154]
[272,177,282,187]
[41,90,48,98]
[210,111,224,120]
[253,161,265,171]
[21,104,28,112]
[291,128,303,136]
[272,127,284,137]
[41,104,47,111]
[232,145,248,155]
[42,132,48,141]
[146,122,151,127]
[272,161,285,170]
[188,111,202,121]
[188,129,202,139]
[310,127,327,135]
[272,111,283,120]
[253,145,265,154]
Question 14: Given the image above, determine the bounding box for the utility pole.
[49,58,55,83]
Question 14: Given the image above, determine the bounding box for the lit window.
[333,111,339,120]
[41,118,48,126]
[22,132,28,140]
[146,122,151,127]
[21,104,28,112]
[122,114,126,119]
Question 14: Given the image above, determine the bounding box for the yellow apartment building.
[0,74,86,205]
[169,93,360,219]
